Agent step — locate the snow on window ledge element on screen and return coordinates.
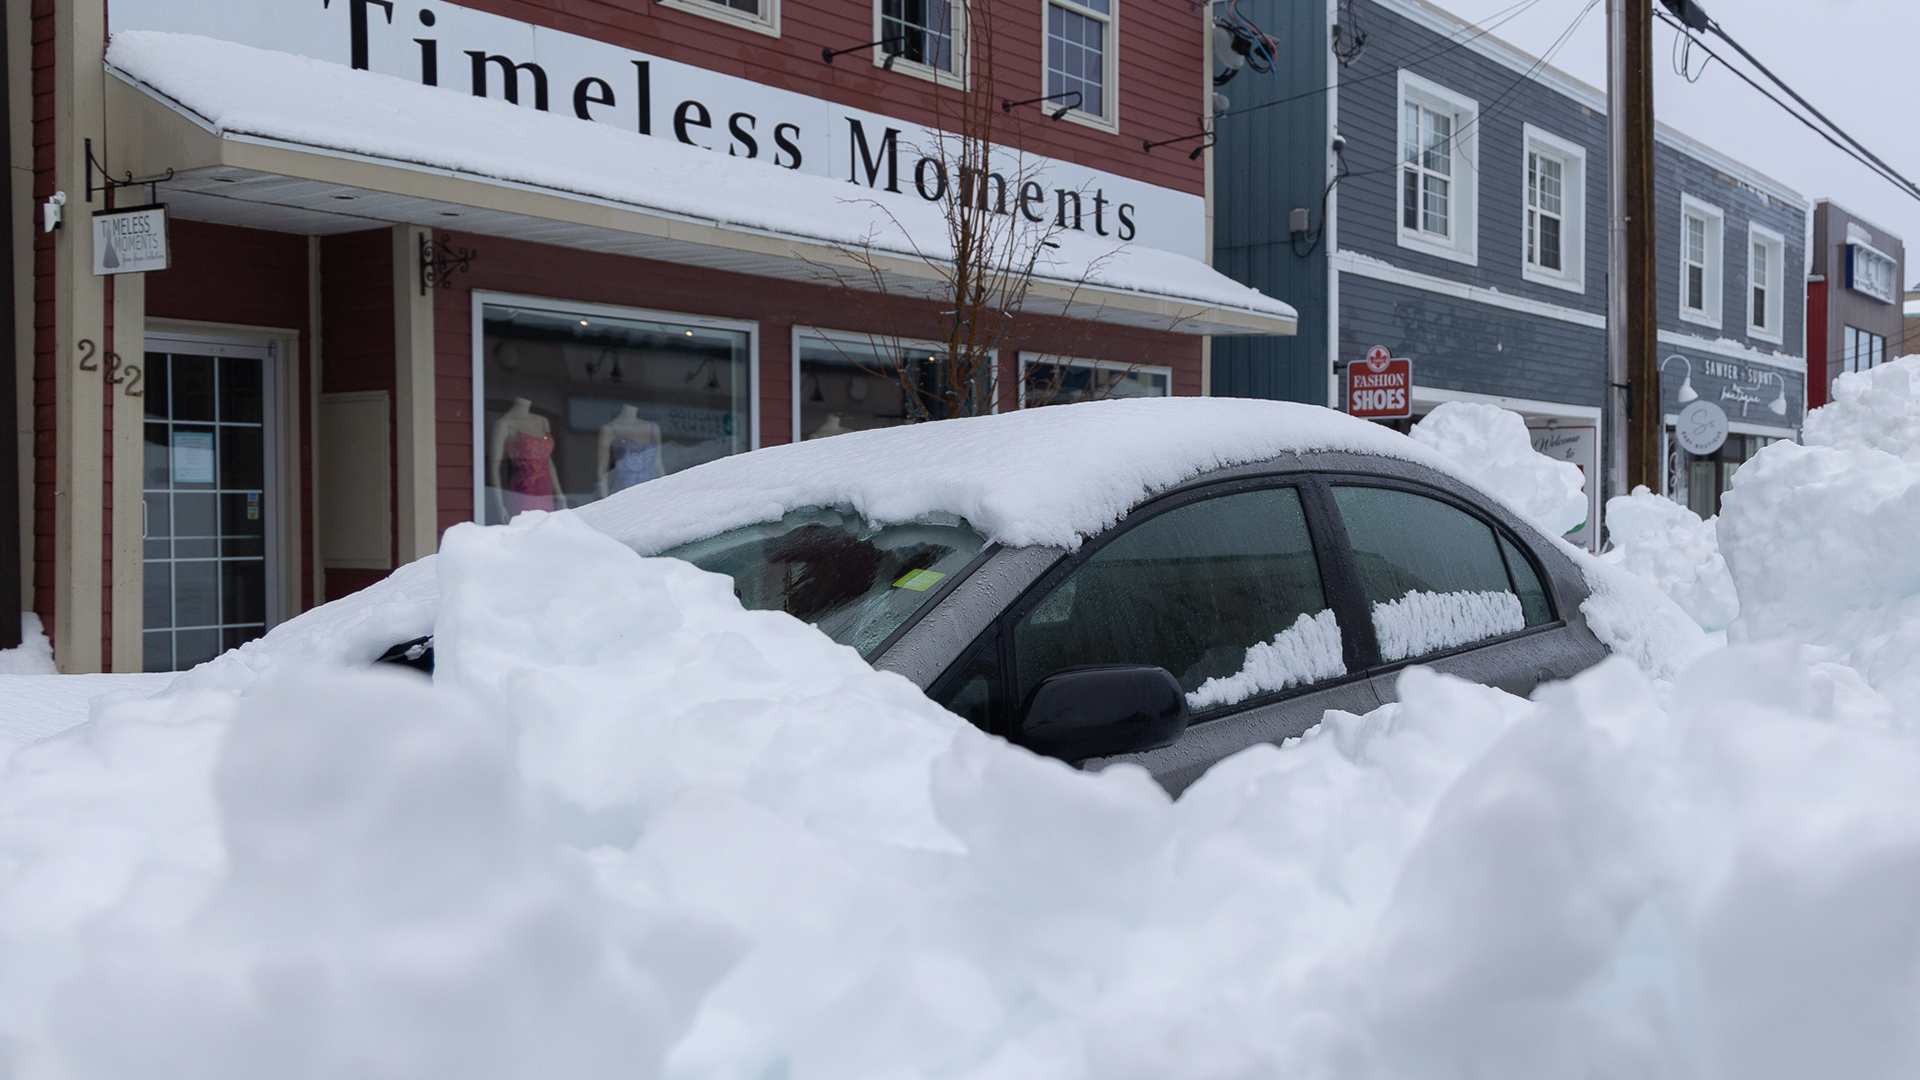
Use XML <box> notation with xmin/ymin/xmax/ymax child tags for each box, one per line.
<box><xmin>1187</xmin><ymin>609</ymin><xmax>1345</xmax><ymax>711</ymax></box>
<box><xmin>1371</xmin><ymin>590</ymin><xmax>1524</xmax><ymax>663</ymax></box>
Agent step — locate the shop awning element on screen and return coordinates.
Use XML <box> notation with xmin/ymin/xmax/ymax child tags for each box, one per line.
<box><xmin>103</xmin><ymin>31</ymin><xmax>1296</xmax><ymax>337</ymax></box>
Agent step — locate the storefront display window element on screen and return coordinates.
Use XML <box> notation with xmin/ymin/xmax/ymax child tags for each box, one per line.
<box><xmin>795</xmin><ymin>332</ymin><xmax>993</xmax><ymax>440</ymax></box>
<box><xmin>1667</xmin><ymin>431</ymin><xmax>1778</xmax><ymax>519</ymax></box>
<box><xmin>1020</xmin><ymin>356</ymin><xmax>1170</xmax><ymax>407</ymax></box>
<box><xmin>477</xmin><ymin>300</ymin><xmax>752</xmax><ymax>524</ymax></box>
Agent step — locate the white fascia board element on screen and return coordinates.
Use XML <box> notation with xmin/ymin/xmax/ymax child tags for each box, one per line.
<box><xmin>1656</xmin><ymin>329</ymin><xmax>1806</xmax><ymax>373</ymax></box>
<box><xmin>1413</xmin><ymin>384</ymin><xmax>1601</xmax><ymax>419</ymax></box>
<box><xmin>1333</xmin><ymin>249</ymin><xmax>1603</xmax><ymax>327</ymax></box>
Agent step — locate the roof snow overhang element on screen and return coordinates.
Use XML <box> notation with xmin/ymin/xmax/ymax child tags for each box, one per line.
<box><xmin>103</xmin><ymin>34</ymin><xmax>1296</xmax><ymax>337</ymax></box>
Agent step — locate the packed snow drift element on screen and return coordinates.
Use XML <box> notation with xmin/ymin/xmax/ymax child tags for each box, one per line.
<box><xmin>2</xmin><ymin>383</ymin><xmax>1919</xmax><ymax>1078</ymax></box>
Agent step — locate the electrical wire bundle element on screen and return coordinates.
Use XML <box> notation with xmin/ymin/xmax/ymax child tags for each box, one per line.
<box><xmin>1213</xmin><ymin>0</ymin><xmax>1279</xmax><ymax>86</ymax></box>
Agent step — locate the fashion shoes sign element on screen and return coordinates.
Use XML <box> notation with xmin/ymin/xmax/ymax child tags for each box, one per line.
<box><xmin>109</xmin><ymin>0</ymin><xmax>1204</xmax><ymax>258</ymax></box>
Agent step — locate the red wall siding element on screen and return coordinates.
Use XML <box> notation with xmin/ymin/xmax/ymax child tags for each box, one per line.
<box><xmin>29</xmin><ymin>0</ymin><xmax>54</xmax><ymax>639</ymax></box>
<box><xmin>427</xmin><ymin>229</ymin><xmax>1197</xmax><ymax>540</ymax></box>
<box><xmin>319</xmin><ymin>229</ymin><xmax>398</xmax><ymax>600</ymax></box>
<box><xmin>147</xmin><ymin>220</ymin><xmax>317</xmax><ymax>613</ymax></box>
<box><xmin>421</xmin><ymin>0</ymin><xmax>1205</xmax><ymax>194</ymax></box>
<box><xmin>1806</xmin><ymin>278</ymin><xmax>1828</xmax><ymax>410</ymax></box>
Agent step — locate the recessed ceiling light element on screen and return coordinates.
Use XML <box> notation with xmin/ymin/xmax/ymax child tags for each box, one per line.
<box><xmin>211</xmin><ymin>177</ymin><xmax>238</xmax><ymax>184</ymax></box>
<box><xmin>439</xmin><ymin>211</ymin><xmax>459</xmax><ymax>217</ymax></box>
<box><xmin>331</xmin><ymin>194</ymin><xmax>355</xmax><ymax>200</ymax></box>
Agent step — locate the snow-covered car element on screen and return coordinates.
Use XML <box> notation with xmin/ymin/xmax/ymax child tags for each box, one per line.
<box><xmin>381</xmin><ymin>399</ymin><xmax>1610</xmax><ymax>794</ymax></box>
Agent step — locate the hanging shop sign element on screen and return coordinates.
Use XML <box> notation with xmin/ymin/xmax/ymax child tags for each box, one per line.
<box><xmin>1527</xmin><ymin>424</ymin><xmax>1599</xmax><ymax>552</ymax></box>
<box><xmin>108</xmin><ymin>0</ymin><xmax>1204</xmax><ymax>258</ymax></box>
<box><xmin>91</xmin><ymin>204</ymin><xmax>170</xmax><ymax>275</ymax></box>
<box><xmin>1675</xmin><ymin>399</ymin><xmax>1730</xmax><ymax>456</ymax></box>
<box><xmin>1348</xmin><ymin>346</ymin><xmax>1412</xmax><ymax>419</ymax></box>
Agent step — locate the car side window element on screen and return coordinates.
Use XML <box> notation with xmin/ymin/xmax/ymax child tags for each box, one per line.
<box><xmin>1331</xmin><ymin>484</ymin><xmax>1538</xmax><ymax>662</ymax></box>
<box><xmin>932</xmin><ymin>631</ymin><xmax>1002</xmax><ymax>734</ymax></box>
<box><xmin>1499</xmin><ymin>533</ymin><xmax>1553</xmax><ymax>627</ymax></box>
<box><xmin>1011</xmin><ymin>486</ymin><xmax>1344</xmax><ymax>715</ymax></box>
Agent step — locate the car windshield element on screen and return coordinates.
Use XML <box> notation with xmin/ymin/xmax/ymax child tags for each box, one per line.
<box><xmin>663</xmin><ymin>508</ymin><xmax>988</xmax><ymax>657</ymax></box>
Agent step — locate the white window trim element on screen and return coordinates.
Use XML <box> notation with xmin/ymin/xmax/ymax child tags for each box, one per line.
<box><xmin>657</xmin><ymin>0</ymin><xmax>780</xmax><ymax>38</ymax></box>
<box><xmin>1678</xmin><ymin>194</ymin><xmax>1725</xmax><ymax>330</ymax></box>
<box><xmin>1395</xmin><ymin>70</ymin><xmax>1479</xmax><ymax>266</ymax></box>
<box><xmin>468</xmin><ymin>291</ymin><xmax>761</xmax><ymax>526</ymax></box>
<box><xmin>1746</xmin><ymin>222</ymin><xmax>1785</xmax><ymax>345</ymax></box>
<box><xmin>1518</xmin><ymin>123</ymin><xmax>1585</xmax><ymax>294</ymax></box>
<box><xmin>792</xmin><ymin>327</ymin><xmax>996</xmax><ymax>442</ymax></box>
<box><xmin>1039</xmin><ymin>0</ymin><xmax>1119</xmax><ymax>133</ymax></box>
<box><xmin>1016</xmin><ymin>353</ymin><xmax>1170</xmax><ymax>406</ymax></box>
<box><xmin>874</xmin><ymin>0</ymin><xmax>969</xmax><ymax>90</ymax></box>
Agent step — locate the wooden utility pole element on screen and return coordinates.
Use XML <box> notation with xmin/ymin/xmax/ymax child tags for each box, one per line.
<box><xmin>1605</xmin><ymin>0</ymin><xmax>1660</xmax><ymax>519</ymax></box>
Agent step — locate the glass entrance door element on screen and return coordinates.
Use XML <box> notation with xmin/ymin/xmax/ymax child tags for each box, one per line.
<box><xmin>143</xmin><ymin>336</ymin><xmax>279</xmax><ymax>672</ymax></box>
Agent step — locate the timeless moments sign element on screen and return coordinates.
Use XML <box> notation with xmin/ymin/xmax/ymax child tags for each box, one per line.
<box><xmin>108</xmin><ymin>0</ymin><xmax>1205</xmax><ymax>259</ymax></box>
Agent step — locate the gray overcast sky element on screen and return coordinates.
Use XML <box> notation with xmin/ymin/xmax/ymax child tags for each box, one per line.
<box><xmin>1437</xmin><ymin>0</ymin><xmax>1920</xmax><ymax>285</ymax></box>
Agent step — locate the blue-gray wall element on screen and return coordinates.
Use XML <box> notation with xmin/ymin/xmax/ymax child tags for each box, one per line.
<box><xmin>1212</xmin><ymin>0</ymin><xmax>1806</xmax><ymax>424</ymax></box>
<box><xmin>1210</xmin><ymin>0</ymin><xmax>1331</xmax><ymax>404</ymax></box>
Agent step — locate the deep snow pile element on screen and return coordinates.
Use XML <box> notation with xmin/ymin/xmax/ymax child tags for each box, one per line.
<box><xmin>3</xmin><ymin>507</ymin><xmax>1920</xmax><ymax>1079</ymax></box>
<box><xmin>1721</xmin><ymin>356</ymin><xmax>1920</xmax><ymax>716</ymax></box>
<box><xmin>1601</xmin><ymin>486</ymin><xmax>1740</xmax><ymax>631</ymax></box>
<box><xmin>1409</xmin><ymin>402</ymin><xmax>1588</xmax><ymax>535</ymax></box>
<box><xmin>0</xmin><ymin>614</ymin><xmax>57</xmax><ymax>675</ymax></box>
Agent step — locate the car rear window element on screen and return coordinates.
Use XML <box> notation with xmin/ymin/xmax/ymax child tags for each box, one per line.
<box><xmin>663</xmin><ymin>508</ymin><xmax>987</xmax><ymax>657</ymax></box>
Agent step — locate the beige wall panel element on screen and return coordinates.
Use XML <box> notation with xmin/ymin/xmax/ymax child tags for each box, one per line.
<box><xmin>318</xmin><ymin>391</ymin><xmax>392</xmax><ymax>571</ymax></box>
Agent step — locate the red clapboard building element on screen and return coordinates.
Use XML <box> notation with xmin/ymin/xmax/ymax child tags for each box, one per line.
<box><xmin>6</xmin><ymin>0</ymin><xmax>1295</xmax><ymax>672</ymax></box>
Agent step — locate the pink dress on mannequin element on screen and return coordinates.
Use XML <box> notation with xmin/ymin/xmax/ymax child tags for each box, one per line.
<box><xmin>504</xmin><ymin>430</ymin><xmax>557</xmax><ymax>516</ymax></box>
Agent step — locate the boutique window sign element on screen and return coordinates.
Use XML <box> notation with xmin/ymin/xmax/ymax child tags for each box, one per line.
<box><xmin>109</xmin><ymin>0</ymin><xmax>1203</xmax><ymax>258</ymax></box>
<box><xmin>475</xmin><ymin>300</ymin><xmax>752</xmax><ymax>525</ymax></box>
<box><xmin>1663</xmin><ymin>353</ymin><xmax>1798</xmax><ymax>424</ymax></box>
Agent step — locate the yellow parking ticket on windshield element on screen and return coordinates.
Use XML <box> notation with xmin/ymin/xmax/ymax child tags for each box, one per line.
<box><xmin>892</xmin><ymin>569</ymin><xmax>946</xmax><ymax>592</ymax></box>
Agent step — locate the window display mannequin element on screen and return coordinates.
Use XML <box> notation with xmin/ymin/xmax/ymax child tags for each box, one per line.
<box><xmin>488</xmin><ymin>397</ymin><xmax>565</xmax><ymax>521</ymax></box>
<box><xmin>596</xmin><ymin>403</ymin><xmax>668</xmax><ymax>498</ymax></box>
<box><xmin>806</xmin><ymin>412</ymin><xmax>857</xmax><ymax>440</ymax></box>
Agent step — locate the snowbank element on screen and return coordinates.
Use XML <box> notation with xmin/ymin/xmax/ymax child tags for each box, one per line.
<box><xmin>5</xmin><ymin>510</ymin><xmax>1920</xmax><ymax>1078</ymax></box>
<box><xmin>1721</xmin><ymin>357</ymin><xmax>1920</xmax><ymax>716</ymax></box>
<box><xmin>0</xmin><ymin>614</ymin><xmax>56</xmax><ymax>675</ymax></box>
<box><xmin>1409</xmin><ymin>402</ymin><xmax>1588</xmax><ymax>536</ymax></box>
<box><xmin>1601</xmin><ymin>486</ymin><xmax>1739</xmax><ymax>631</ymax></box>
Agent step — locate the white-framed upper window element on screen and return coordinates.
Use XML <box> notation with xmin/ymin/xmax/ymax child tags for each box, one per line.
<box><xmin>1846</xmin><ymin>241</ymin><xmax>1899</xmax><ymax>304</ymax></box>
<box><xmin>1747</xmin><ymin>224</ymin><xmax>1785</xmax><ymax>344</ymax></box>
<box><xmin>1520</xmin><ymin>124</ymin><xmax>1586</xmax><ymax>293</ymax></box>
<box><xmin>1678</xmin><ymin>195</ymin><xmax>1725</xmax><ymax>329</ymax></box>
<box><xmin>1018</xmin><ymin>354</ymin><xmax>1169</xmax><ymax>407</ymax></box>
<box><xmin>794</xmin><ymin>329</ymin><xmax>996</xmax><ymax>441</ymax></box>
<box><xmin>470</xmin><ymin>293</ymin><xmax>758</xmax><ymax>525</ymax></box>
<box><xmin>877</xmin><ymin>0</ymin><xmax>966</xmax><ymax>88</ymax></box>
<box><xmin>658</xmin><ymin>0</ymin><xmax>779</xmax><ymax>38</ymax></box>
<box><xmin>1044</xmin><ymin>0</ymin><xmax>1117</xmax><ymax>130</ymax></box>
<box><xmin>1396</xmin><ymin>71</ymin><xmax>1478</xmax><ymax>265</ymax></box>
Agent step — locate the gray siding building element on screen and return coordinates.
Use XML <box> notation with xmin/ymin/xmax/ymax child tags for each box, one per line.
<box><xmin>1212</xmin><ymin>0</ymin><xmax>1808</xmax><ymax>524</ymax></box>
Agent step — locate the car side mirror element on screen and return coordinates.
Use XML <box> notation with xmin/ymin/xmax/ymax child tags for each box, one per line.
<box><xmin>1015</xmin><ymin>665</ymin><xmax>1189</xmax><ymax>762</ymax></box>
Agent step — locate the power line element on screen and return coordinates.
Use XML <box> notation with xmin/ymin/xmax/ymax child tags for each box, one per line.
<box><xmin>1653</xmin><ymin>9</ymin><xmax>1920</xmax><ymax>205</ymax></box>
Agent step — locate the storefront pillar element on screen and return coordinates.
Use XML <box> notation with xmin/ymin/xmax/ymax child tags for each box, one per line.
<box><xmin>47</xmin><ymin>0</ymin><xmax>107</xmax><ymax>672</ymax></box>
<box><xmin>392</xmin><ymin>225</ymin><xmax>436</xmax><ymax>563</ymax></box>
<box><xmin>108</xmin><ymin>272</ymin><xmax>144</xmax><ymax>671</ymax></box>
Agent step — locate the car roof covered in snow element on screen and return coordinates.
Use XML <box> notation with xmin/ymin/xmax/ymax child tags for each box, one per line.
<box><xmin>574</xmin><ymin>397</ymin><xmax>1470</xmax><ymax>553</ymax></box>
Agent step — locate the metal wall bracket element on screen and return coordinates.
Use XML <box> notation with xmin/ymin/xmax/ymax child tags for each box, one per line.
<box><xmin>85</xmin><ymin>138</ymin><xmax>173</xmax><ymax>204</ymax></box>
<box><xmin>419</xmin><ymin>231</ymin><xmax>478</xmax><ymax>294</ymax></box>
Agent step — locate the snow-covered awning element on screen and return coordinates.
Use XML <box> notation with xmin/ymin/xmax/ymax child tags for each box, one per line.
<box><xmin>103</xmin><ymin>31</ymin><xmax>1297</xmax><ymax>337</ymax></box>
